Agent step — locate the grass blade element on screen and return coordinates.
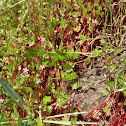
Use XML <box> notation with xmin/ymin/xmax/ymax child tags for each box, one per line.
<box><xmin>43</xmin><ymin>120</ymin><xmax>98</xmax><ymax>125</ymax></box>
<box><xmin>0</xmin><ymin>78</ymin><xmax>24</xmax><ymax>108</ymax></box>
<box><xmin>42</xmin><ymin>112</ymin><xmax>87</xmax><ymax>119</ymax></box>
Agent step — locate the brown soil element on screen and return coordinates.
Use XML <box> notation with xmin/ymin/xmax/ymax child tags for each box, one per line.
<box><xmin>66</xmin><ymin>48</ymin><xmax>126</xmax><ymax>116</ymax></box>
<box><xmin>67</xmin><ymin>60</ymin><xmax>108</xmax><ymax>115</ymax></box>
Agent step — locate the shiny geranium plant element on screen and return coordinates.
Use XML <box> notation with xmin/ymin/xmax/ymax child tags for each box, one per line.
<box><xmin>23</xmin><ymin>67</ymin><xmax>29</xmax><ymax>73</ymax></box>
<box><xmin>0</xmin><ymin>98</ymin><xmax>4</xmax><ymax>103</ymax></box>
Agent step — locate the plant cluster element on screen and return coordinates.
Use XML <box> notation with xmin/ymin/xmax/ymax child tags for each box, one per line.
<box><xmin>0</xmin><ymin>0</ymin><xmax>126</xmax><ymax>125</ymax></box>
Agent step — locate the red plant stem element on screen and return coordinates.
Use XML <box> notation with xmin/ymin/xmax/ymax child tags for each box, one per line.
<box><xmin>69</xmin><ymin>83</ymin><xmax>73</xmax><ymax>105</ymax></box>
<box><xmin>109</xmin><ymin>93</ymin><xmax>120</xmax><ymax>125</ymax></box>
<box><xmin>83</xmin><ymin>91</ymin><xmax>114</xmax><ymax>121</ymax></box>
<box><xmin>110</xmin><ymin>106</ymin><xmax>120</xmax><ymax>126</ymax></box>
<box><xmin>97</xmin><ymin>95</ymin><xmax>114</xmax><ymax>122</ymax></box>
<box><xmin>90</xmin><ymin>95</ymin><xmax>114</xmax><ymax>123</ymax></box>
<box><xmin>36</xmin><ymin>88</ymin><xmax>39</xmax><ymax>97</ymax></box>
<box><xmin>55</xmin><ymin>69</ymin><xmax>57</xmax><ymax>91</ymax></box>
<box><xmin>118</xmin><ymin>114</ymin><xmax>125</xmax><ymax>125</ymax></box>
<box><xmin>99</xmin><ymin>112</ymin><xmax>106</xmax><ymax>123</ymax></box>
<box><xmin>119</xmin><ymin>113</ymin><xmax>126</xmax><ymax>125</ymax></box>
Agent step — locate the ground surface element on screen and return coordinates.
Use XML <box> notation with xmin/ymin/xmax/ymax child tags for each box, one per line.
<box><xmin>66</xmin><ymin>48</ymin><xmax>126</xmax><ymax>116</ymax></box>
<box><xmin>67</xmin><ymin>60</ymin><xmax>108</xmax><ymax>115</ymax></box>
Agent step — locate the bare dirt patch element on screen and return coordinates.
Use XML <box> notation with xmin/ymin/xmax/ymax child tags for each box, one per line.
<box><xmin>67</xmin><ymin>61</ymin><xmax>108</xmax><ymax>115</ymax></box>
<box><xmin>66</xmin><ymin>48</ymin><xmax>126</xmax><ymax>116</ymax></box>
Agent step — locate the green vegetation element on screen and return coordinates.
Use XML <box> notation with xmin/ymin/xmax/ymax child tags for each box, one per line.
<box><xmin>0</xmin><ymin>0</ymin><xmax>126</xmax><ymax>125</ymax></box>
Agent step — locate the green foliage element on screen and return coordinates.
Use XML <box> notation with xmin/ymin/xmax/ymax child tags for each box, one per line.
<box><xmin>71</xmin><ymin>116</ymin><xmax>77</xmax><ymax>124</ymax></box>
<box><xmin>0</xmin><ymin>0</ymin><xmax>126</xmax><ymax>125</ymax></box>
<box><xmin>64</xmin><ymin>72</ymin><xmax>78</xmax><ymax>81</ymax></box>
<box><xmin>102</xmin><ymin>90</ymin><xmax>109</xmax><ymax>96</ymax></box>
<box><xmin>93</xmin><ymin>49</ymin><xmax>101</xmax><ymax>58</ymax></box>
<box><xmin>103</xmin><ymin>105</ymin><xmax>110</xmax><ymax>116</ymax></box>
<box><xmin>0</xmin><ymin>79</ymin><xmax>24</xmax><ymax>109</ymax></box>
<box><xmin>24</xmin><ymin>47</ymin><xmax>45</xmax><ymax>58</ymax></box>
<box><xmin>37</xmin><ymin>117</ymin><xmax>44</xmax><ymax>126</ymax></box>
<box><xmin>61</xmin><ymin>19</ymin><xmax>68</xmax><ymax>28</ymax></box>
<box><xmin>80</xmin><ymin>34</ymin><xmax>87</xmax><ymax>43</ymax></box>
<box><xmin>72</xmin><ymin>83</ymin><xmax>80</xmax><ymax>90</ymax></box>
<box><xmin>106</xmin><ymin>80</ymin><xmax>114</xmax><ymax>91</ymax></box>
<box><xmin>57</xmin><ymin>51</ymin><xmax>68</xmax><ymax>60</ymax></box>
<box><xmin>43</xmin><ymin>96</ymin><xmax>51</xmax><ymax>104</ymax></box>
